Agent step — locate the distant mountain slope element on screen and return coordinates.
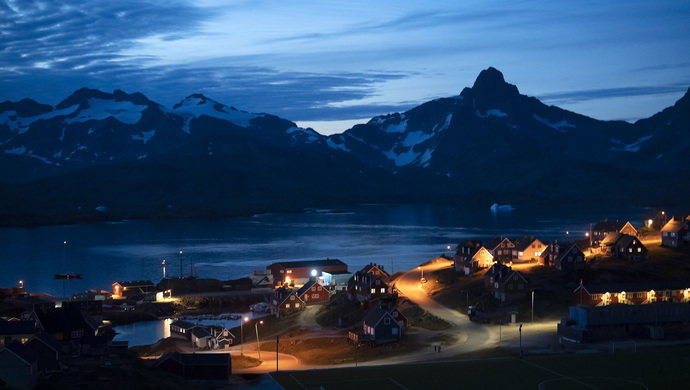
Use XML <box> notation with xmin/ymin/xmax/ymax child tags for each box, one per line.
<box><xmin>1</xmin><ymin>67</ymin><xmax>688</xmax><ymax>226</ymax></box>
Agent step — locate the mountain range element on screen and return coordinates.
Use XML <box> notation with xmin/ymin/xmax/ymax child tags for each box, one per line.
<box><xmin>1</xmin><ymin>67</ymin><xmax>688</xmax><ymax>226</ymax></box>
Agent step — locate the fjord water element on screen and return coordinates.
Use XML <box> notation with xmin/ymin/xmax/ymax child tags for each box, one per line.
<box><xmin>0</xmin><ymin>204</ymin><xmax>643</xmax><ymax>297</ymax></box>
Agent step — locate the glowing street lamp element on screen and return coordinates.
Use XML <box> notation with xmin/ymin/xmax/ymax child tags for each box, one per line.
<box><xmin>255</xmin><ymin>320</ymin><xmax>263</xmax><ymax>361</ymax></box>
<box><xmin>418</xmin><ymin>266</ymin><xmax>424</xmax><ymax>281</ymax></box>
<box><xmin>19</xmin><ymin>280</ymin><xmax>23</xmax><ymax>289</ymax></box>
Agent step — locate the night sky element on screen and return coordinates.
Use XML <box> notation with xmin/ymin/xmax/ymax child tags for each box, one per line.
<box><xmin>2</xmin><ymin>0</ymin><xmax>689</xmax><ymax>135</ymax></box>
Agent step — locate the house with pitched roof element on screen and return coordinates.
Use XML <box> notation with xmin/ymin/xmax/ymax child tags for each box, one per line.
<box><xmin>270</xmin><ymin>286</ymin><xmax>305</xmax><ymax>317</ymax></box>
<box><xmin>30</xmin><ymin>304</ymin><xmax>102</xmax><ymax>354</ymax></box>
<box><xmin>483</xmin><ymin>236</ymin><xmax>516</xmax><ymax>263</ymax></box>
<box><xmin>348</xmin><ymin>266</ymin><xmax>391</xmax><ymax>302</ymax></box>
<box><xmin>511</xmin><ymin>237</ymin><xmax>546</xmax><ymax>263</ymax></box>
<box><xmin>600</xmin><ymin>232</ymin><xmax>648</xmax><ymax>260</ymax></box>
<box><xmin>0</xmin><ymin>319</ymin><xmax>36</xmax><ymax>346</ymax></box>
<box><xmin>592</xmin><ymin>220</ymin><xmax>638</xmax><ymax>243</ymax></box>
<box><xmin>0</xmin><ymin>340</ymin><xmax>38</xmax><ymax>389</ymax></box>
<box><xmin>553</xmin><ymin>243</ymin><xmax>586</xmax><ymax>271</ymax></box>
<box><xmin>24</xmin><ymin>333</ymin><xmax>61</xmax><ymax>373</ymax></box>
<box><xmin>455</xmin><ymin>245</ymin><xmax>494</xmax><ymax>274</ymax></box>
<box><xmin>267</xmin><ymin>258</ymin><xmax>348</xmax><ymax>286</ymax></box>
<box><xmin>297</xmin><ymin>279</ymin><xmax>330</xmax><ymax>304</ymax></box>
<box><xmin>170</xmin><ymin>320</ymin><xmax>201</xmax><ymax>340</ymax></box>
<box><xmin>661</xmin><ymin>217</ymin><xmax>690</xmax><ymax>247</ymax></box>
<box><xmin>363</xmin><ymin>305</ymin><xmax>401</xmax><ymax>344</ymax></box>
<box><xmin>492</xmin><ymin>268</ymin><xmax>529</xmax><ymax>302</ymax></box>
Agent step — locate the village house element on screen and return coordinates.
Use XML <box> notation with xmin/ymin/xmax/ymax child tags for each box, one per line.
<box><xmin>455</xmin><ymin>245</ymin><xmax>494</xmax><ymax>274</ymax></box>
<box><xmin>30</xmin><ymin>304</ymin><xmax>103</xmax><ymax>355</ymax></box>
<box><xmin>511</xmin><ymin>237</ymin><xmax>546</xmax><ymax>263</ymax></box>
<box><xmin>661</xmin><ymin>216</ymin><xmax>690</xmax><ymax>247</ymax></box>
<box><xmin>24</xmin><ymin>333</ymin><xmax>61</xmax><ymax>373</ymax></box>
<box><xmin>297</xmin><ymin>279</ymin><xmax>330</xmax><ymax>304</ymax></box>
<box><xmin>483</xmin><ymin>236</ymin><xmax>516</xmax><ymax>263</ymax></box>
<box><xmin>210</xmin><ymin>327</ymin><xmax>235</xmax><ymax>349</ymax></box>
<box><xmin>0</xmin><ymin>340</ymin><xmax>38</xmax><ymax>390</ymax></box>
<box><xmin>591</xmin><ymin>220</ymin><xmax>638</xmax><ymax>243</ymax></box>
<box><xmin>348</xmin><ymin>264</ymin><xmax>392</xmax><ymax>302</ymax></box>
<box><xmin>573</xmin><ymin>282</ymin><xmax>690</xmax><ymax>306</ymax></box>
<box><xmin>270</xmin><ymin>286</ymin><xmax>305</xmax><ymax>317</ymax></box>
<box><xmin>267</xmin><ymin>259</ymin><xmax>348</xmax><ymax>286</ymax></box>
<box><xmin>600</xmin><ymin>232</ymin><xmax>648</xmax><ymax>261</ymax></box>
<box><xmin>490</xmin><ymin>266</ymin><xmax>529</xmax><ymax>302</ymax></box>
<box><xmin>170</xmin><ymin>320</ymin><xmax>201</xmax><ymax>340</ymax></box>
<box><xmin>112</xmin><ymin>280</ymin><xmax>157</xmax><ymax>298</ymax></box>
<box><xmin>0</xmin><ymin>319</ymin><xmax>36</xmax><ymax>346</ymax></box>
<box><xmin>539</xmin><ymin>243</ymin><xmax>585</xmax><ymax>271</ymax></box>
<box><xmin>362</xmin><ymin>305</ymin><xmax>402</xmax><ymax>344</ymax></box>
<box><xmin>558</xmin><ymin>302</ymin><xmax>690</xmax><ymax>343</ymax></box>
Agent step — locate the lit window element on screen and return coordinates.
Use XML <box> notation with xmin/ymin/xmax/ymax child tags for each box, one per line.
<box><xmin>638</xmin><ymin>248</ymin><xmax>642</xmax><ymax>252</ymax></box>
<box><xmin>371</xmin><ymin>288</ymin><xmax>375</xmax><ymax>294</ymax></box>
<box><xmin>287</xmin><ymin>270</ymin><xmax>292</xmax><ymax>273</ymax></box>
<box><xmin>380</xmin><ymin>288</ymin><xmax>385</xmax><ymax>293</ymax></box>
<box><xmin>286</xmin><ymin>304</ymin><xmax>290</xmax><ymax>308</ymax></box>
<box><xmin>295</xmin><ymin>303</ymin><xmax>300</xmax><ymax>308</ymax></box>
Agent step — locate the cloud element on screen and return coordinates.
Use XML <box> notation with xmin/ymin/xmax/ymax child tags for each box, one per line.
<box><xmin>537</xmin><ymin>84</ymin><xmax>690</xmax><ymax>106</ymax></box>
<box><xmin>0</xmin><ymin>0</ymin><xmax>211</xmax><ymax>72</ymax></box>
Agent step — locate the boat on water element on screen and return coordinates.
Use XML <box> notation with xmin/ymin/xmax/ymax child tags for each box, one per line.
<box><xmin>53</xmin><ymin>273</ymin><xmax>82</xmax><ymax>280</ymax></box>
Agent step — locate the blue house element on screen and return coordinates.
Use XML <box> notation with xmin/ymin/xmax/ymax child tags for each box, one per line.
<box><xmin>363</xmin><ymin>305</ymin><xmax>401</xmax><ymax>344</ymax></box>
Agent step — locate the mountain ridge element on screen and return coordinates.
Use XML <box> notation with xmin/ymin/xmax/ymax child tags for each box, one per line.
<box><xmin>1</xmin><ymin>67</ymin><xmax>688</xmax><ymax>226</ymax></box>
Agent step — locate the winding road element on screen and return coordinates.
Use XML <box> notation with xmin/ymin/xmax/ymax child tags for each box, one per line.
<box><xmin>231</xmin><ymin>261</ymin><xmax>560</xmax><ymax>373</ymax></box>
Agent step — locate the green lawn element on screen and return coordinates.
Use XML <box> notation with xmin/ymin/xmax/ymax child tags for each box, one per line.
<box><xmin>271</xmin><ymin>345</ymin><xmax>690</xmax><ymax>389</ymax></box>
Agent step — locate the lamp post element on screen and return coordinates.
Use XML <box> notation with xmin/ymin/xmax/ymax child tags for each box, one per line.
<box><xmin>240</xmin><ymin>317</ymin><xmax>248</xmax><ymax>355</ymax></box>
<box><xmin>519</xmin><ymin>324</ymin><xmax>523</xmax><ymax>358</ymax></box>
<box><xmin>255</xmin><ymin>320</ymin><xmax>263</xmax><ymax>361</ymax></box>
<box><xmin>19</xmin><ymin>280</ymin><xmax>23</xmax><ymax>289</ymax></box>
<box><xmin>531</xmin><ymin>291</ymin><xmax>534</xmax><ymax>324</ymax></box>
<box><xmin>418</xmin><ymin>267</ymin><xmax>423</xmax><ymax>281</ymax></box>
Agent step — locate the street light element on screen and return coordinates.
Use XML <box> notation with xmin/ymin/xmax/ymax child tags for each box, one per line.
<box><xmin>418</xmin><ymin>267</ymin><xmax>423</xmax><ymax>281</ymax></box>
<box><xmin>255</xmin><ymin>320</ymin><xmax>263</xmax><ymax>361</ymax></box>
<box><xmin>240</xmin><ymin>316</ymin><xmax>249</xmax><ymax>355</ymax></box>
<box><xmin>19</xmin><ymin>280</ymin><xmax>23</xmax><ymax>289</ymax></box>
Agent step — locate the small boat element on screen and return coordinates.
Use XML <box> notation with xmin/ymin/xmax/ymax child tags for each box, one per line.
<box><xmin>54</xmin><ymin>273</ymin><xmax>82</xmax><ymax>280</ymax></box>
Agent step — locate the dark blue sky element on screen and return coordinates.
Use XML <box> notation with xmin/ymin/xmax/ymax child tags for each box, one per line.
<box><xmin>1</xmin><ymin>0</ymin><xmax>689</xmax><ymax>134</ymax></box>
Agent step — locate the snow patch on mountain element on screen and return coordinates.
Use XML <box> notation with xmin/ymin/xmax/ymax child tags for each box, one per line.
<box><xmin>401</xmin><ymin>131</ymin><xmax>433</xmax><ymax>147</ymax></box>
<box><xmin>610</xmin><ymin>135</ymin><xmax>653</xmax><ymax>152</ymax></box>
<box><xmin>172</xmin><ymin>95</ymin><xmax>260</xmax><ymax>128</ymax></box>
<box><xmin>131</xmin><ymin>130</ymin><xmax>156</xmax><ymax>144</ymax></box>
<box><xmin>383</xmin><ymin>146</ymin><xmax>421</xmax><ymax>166</ymax></box>
<box><xmin>533</xmin><ymin>114</ymin><xmax>576</xmax><ymax>132</ymax></box>
<box><xmin>382</xmin><ymin>118</ymin><xmax>408</xmax><ymax>133</ymax></box>
<box><xmin>65</xmin><ymin>99</ymin><xmax>145</xmax><ymax>125</ymax></box>
<box><xmin>432</xmin><ymin>114</ymin><xmax>453</xmax><ymax>133</ymax></box>
<box><xmin>477</xmin><ymin>108</ymin><xmax>508</xmax><ymax>118</ymax></box>
<box><xmin>326</xmin><ymin>137</ymin><xmax>349</xmax><ymax>152</ymax></box>
<box><xmin>287</xmin><ymin>126</ymin><xmax>320</xmax><ymax>142</ymax></box>
<box><xmin>4</xmin><ymin>145</ymin><xmax>53</xmax><ymax>164</ymax></box>
<box><xmin>0</xmin><ymin>105</ymin><xmax>79</xmax><ymax>134</ymax></box>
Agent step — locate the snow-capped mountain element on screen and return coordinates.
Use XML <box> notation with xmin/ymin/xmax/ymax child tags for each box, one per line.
<box><xmin>0</xmin><ymin>88</ymin><xmax>322</xmax><ymax>183</ymax></box>
<box><xmin>1</xmin><ymin>67</ymin><xmax>688</xmax><ymax>226</ymax></box>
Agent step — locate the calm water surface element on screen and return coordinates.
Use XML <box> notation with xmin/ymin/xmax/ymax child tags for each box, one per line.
<box><xmin>0</xmin><ymin>204</ymin><xmax>645</xmax><ymax>297</ymax></box>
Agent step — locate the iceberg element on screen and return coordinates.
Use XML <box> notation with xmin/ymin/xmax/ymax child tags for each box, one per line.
<box><xmin>490</xmin><ymin>203</ymin><xmax>514</xmax><ymax>212</ymax></box>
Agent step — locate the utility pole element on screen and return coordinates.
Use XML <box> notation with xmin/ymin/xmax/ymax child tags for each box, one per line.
<box><xmin>276</xmin><ymin>336</ymin><xmax>279</xmax><ymax>372</ymax></box>
<box><xmin>519</xmin><ymin>324</ymin><xmax>523</xmax><ymax>358</ymax></box>
<box><xmin>531</xmin><ymin>291</ymin><xmax>534</xmax><ymax>324</ymax></box>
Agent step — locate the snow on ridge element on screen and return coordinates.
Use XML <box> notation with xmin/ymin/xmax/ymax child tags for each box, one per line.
<box><xmin>383</xmin><ymin>145</ymin><xmax>421</xmax><ymax>167</ymax></box>
<box><xmin>66</xmin><ymin>98</ymin><xmax>145</xmax><ymax>125</ymax></box>
<box><xmin>326</xmin><ymin>137</ymin><xmax>349</xmax><ymax>152</ymax></box>
<box><xmin>4</xmin><ymin>145</ymin><xmax>53</xmax><ymax>164</ymax></box>
<box><xmin>432</xmin><ymin>114</ymin><xmax>453</xmax><ymax>133</ymax></box>
<box><xmin>0</xmin><ymin>105</ymin><xmax>79</xmax><ymax>134</ymax></box>
<box><xmin>401</xmin><ymin>130</ymin><xmax>434</xmax><ymax>147</ymax></box>
<box><xmin>172</xmin><ymin>97</ymin><xmax>260</xmax><ymax>128</ymax></box>
<box><xmin>533</xmin><ymin>114</ymin><xmax>576</xmax><ymax>132</ymax></box>
<box><xmin>476</xmin><ymin>108</ymin><xmax>508</xmax><ymax>118</ymax></box>
<box><xmin>131</xmin><ymin>130</ymin><xmax>156</xmax><ymax>144</ymax></box>
<box><xmin>610</xmin><ymin>135</ymin><xmax>653</xmax><ymax>152</ymax></box>
<box><xmin>383</xmin><ymin>118</ymin><xmax>408</xmax><ymax>134</ymax></box>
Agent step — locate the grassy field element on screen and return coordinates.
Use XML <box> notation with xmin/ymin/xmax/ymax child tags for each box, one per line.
<box><xmin>271</xmin><ymin>345</ymin><xmax>690</xmax><ymax>389</ymax></box>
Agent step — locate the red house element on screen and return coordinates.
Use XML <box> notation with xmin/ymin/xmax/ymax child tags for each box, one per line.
<box><xmin>297</xmin><ymin>279</ymin><xmax>330</xmax><ymax>304</ymax></box>
<box><xmin>574</xmin><ymin>282</ymin><xmax>690</xmax><ymax>306</ymax></box>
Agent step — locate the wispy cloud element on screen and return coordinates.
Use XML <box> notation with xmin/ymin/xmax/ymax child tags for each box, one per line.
<box><xmin>538</xmin><ymin>84</ymin><xmax>689</xmax><ymax>105</ymax></box>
